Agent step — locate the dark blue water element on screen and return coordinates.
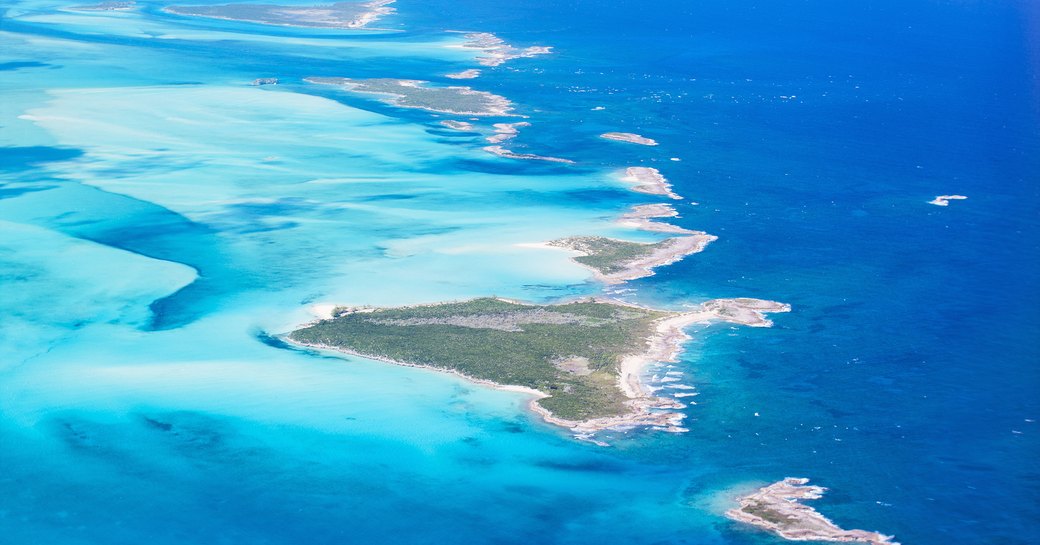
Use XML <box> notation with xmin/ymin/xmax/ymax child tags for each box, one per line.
<box><xmin>401</xmin><ymin>0</ymin><xmax>1040</xmax><ymax>543</ymax></box>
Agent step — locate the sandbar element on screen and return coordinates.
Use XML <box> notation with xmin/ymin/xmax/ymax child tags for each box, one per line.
<box><xmin>601</xmin><ymin>132</ymin><xmax>658</xmax><ymax>146</ymax></box>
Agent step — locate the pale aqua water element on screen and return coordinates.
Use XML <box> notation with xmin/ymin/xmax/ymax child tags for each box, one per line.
<box><xmin>1</xmin><ymin>1</ymin><xmax>1037</xmax><ymax>544</ymax></box>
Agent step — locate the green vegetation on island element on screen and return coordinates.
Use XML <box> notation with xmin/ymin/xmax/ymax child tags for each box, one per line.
<box><xmin>289</xmin><ymin>297</ymin><xmax>672</xmax><ymax>420</ymax></box>
<box><xmin>550</xmin><ymin>236</ymin><xmax>659</xmax><ymax>274</ymax></box>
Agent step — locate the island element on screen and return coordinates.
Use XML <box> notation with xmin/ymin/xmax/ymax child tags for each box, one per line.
<box><xmin>727</xmin><ymin>478</ymin><xmax>899</xmax><ymax>545</ymax></box>
<box><xmin>601</xmin><ymin>132</ymin><xmax>659</xmax><ymax>146</ymax></box>
<box><xmin>928</xmin><ymin>194</ymin><xmax>967</xmax><ymax>206</ymax></box>
<box><xmin>622</xmin><ymin>167</ymin><xmax>682</xmax><ymax>200</ymax></box>
<box><xmin>69</xmin><ymin>1</ymin><xmax>136</xmax><ymax>10</ymax></box>
<box><xmin>439</xmin><ymin>120</ymin><xmax>476</xmax><ymax>131</ymax></box>
<box><xmin>445</xmin><ymin>69</ymin><xmax>481</xmax><ymax>80</ymax></box>
<box><xmin>485</xmin><ymin>122</ymin><xmax>530</xmax><ymax>144</ymax></box>
<box><xmin>305</xmin><ymin>77</ymin><xmax>515</xmax><ymax>116</ymax></box>
<box><xmin>483</xmin><ymin>146</ymin><xmax>574</xmax><ymax>163</ymax></box>
<box><xmin>618</xmin><ymin>204</ymin><xmax>695</xmax><ymax>234</ymax></box>
<box><xmin>163</xmin><ymin>0</ymin><xmax>395</xmax><ymax>29</ymax></box>
<box><xmin>547</xmin><ymin>234</ymin><xmax>716</xmax><ymax>283</ymax></box>
<box><xmin>288</xmin><ymin>297</ymin><xmax>789</xmax><ymax>436</ymax></box>
<box><xmin>453</xmin><ymin>32</ymin><xmax>552</xmax><ymax>67</ymax></box>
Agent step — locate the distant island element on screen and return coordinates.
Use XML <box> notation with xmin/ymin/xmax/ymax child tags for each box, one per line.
<box><xmin>727</xmin><ymin>478</ymin><xmax>899</xmax><ymax>545</ymax></box>
<box><xmin>305</xmin><ymin>77</ymin><xmax>515</xmax><ymax>116</ymax></box>
<box><xmin>547</xmin><ymin>234</ymin><xmax>716</xmax><ymax>284</ymax></box>
<box><xmin>69</xmin><ymin>1</ymin><xmax>136</xmax><ymax>10</ymax></box>
<box><xmin>164</xmin><ymin>0</ymin><xmax>395</xmax><ymax>29</ymax></box>
<box><xmin>618</xmin><ymin>204</ymin><xmax>695</xmax><ymax>235</ymax></box>
<box><xmin>601</xmin><ymin>132</ymin><xmax>659</xmax><ymax>146</ymax></box>
<box><xmin>928</xmin><ymin>194</ymin><xmax>967</xmax><ymax>206</ymax></box>
<box><xmin>483</xmin><ymin>146</ymin><xmax>575</xmax><ymax>163</ymax></box>
<box><xmin>622</xmin><ymin>167</ymin><xmax>682</xmax><ymax>199</ymax></box>
<box><xmin>453</xmin><ymin>32</ymin><xmax>552</xmax><ymax>67</ymax></box>
<box><xmin>445</xmin><ymin>69</ymin><xmax>481</xmax><ymax>80</ymax></box>
<box><xmin>288</xmin><ymin>297</ymin><xmax>788</xmax><ymax>435</ymax></box>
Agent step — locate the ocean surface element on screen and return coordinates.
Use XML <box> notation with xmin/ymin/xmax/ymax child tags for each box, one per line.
<box><xmin>1</xmin><ymin>0</ymin><xmax>1038</xmax><ymax>544</ymax></box>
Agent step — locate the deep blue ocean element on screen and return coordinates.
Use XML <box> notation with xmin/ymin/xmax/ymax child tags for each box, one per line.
<box><xmin>1</xmin><ymin>0</ymin><xmax>1037</xmax><ymax>544</ymax></box>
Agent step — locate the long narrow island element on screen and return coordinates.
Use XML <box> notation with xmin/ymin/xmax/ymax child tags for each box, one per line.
<box><xmin>288</xmin><ymin>297</ymin><xmax>788</xmax><ymax>435</ymax></box>
<box><xmin>727</xmin><ymin>478</ymin><xmax>899</xmax><ymax>544</ymax></box>
<box><xmin>547</xmin><ymin>234</ymin><xmax>716</xmax><ymax>284</ymax></box>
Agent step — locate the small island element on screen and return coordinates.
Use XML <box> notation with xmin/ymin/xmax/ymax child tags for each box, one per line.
<box><xmin>445</xmin><ymin>69</ymin><xmax>481</xmax><ymax>80</ymax></box>
<box><xmin>305</xmin><ymin>77</ymin><xmax>515</xmax><ymax>116</ymax></box>
<box><xmin>485</xmin><ymin>122</ymin><xmax>530</xmax><ymax>144</ymax></box>
<box><xmin>601</xmin><ymin>132</ymin><xmax>659</xmax><ymax>146</ymax></box>
<box><xmin>69</xmin><ymin>1</ymin><xmax>136</xmax><ymax>10</ymax></box>
<box><xmin>618</xmin><ymin>204</ymin><xmax>694</xmax><ymax>234</ymax></box>
<box><xmin>288</xmin><ymin>297</ymin><xmax>789</xmax><ymax>435</ymax></box>
<box><xmin>727</xmin><ymin>478</ymin><xmax>899</xmax><ymax>545</ymax></box>
<box><xmin>439</xmin><ymin>120</ymin><xmax>476</xmax><ymax>131</ymax></box>
<box><xmin>164</xmin><ymin>0</ymin><xmax>395</xmax><ymax>29</ymax></box>
<box><xmin>454</xmin><ymin>32</ymin><xmax>552</xmax><ymax>67</ymax></box>
<box><xmin>548</xmin><ymin>234</ymin><xmax>716</xmax><ymax>284</ymax></box>
<box><xmin>483</xmin><ymin>146</ymin><xmax>574</xmax><ymax>163</ymax></box>
<box><xmin>622</xmin><ymin>167</ymin><xmax>682</xmax><ymax>200</ymax></box>
<box><xmin>928</xmin><ymin>194</ymin><xmax>967</xmax><ymax>206</ymax></box>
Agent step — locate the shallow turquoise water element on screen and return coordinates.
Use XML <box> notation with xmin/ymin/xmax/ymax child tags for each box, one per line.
<box><xmin>1</xmin><ymin>1</ymin><xmax>1037</xmax><ymax>544</ymax></box>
